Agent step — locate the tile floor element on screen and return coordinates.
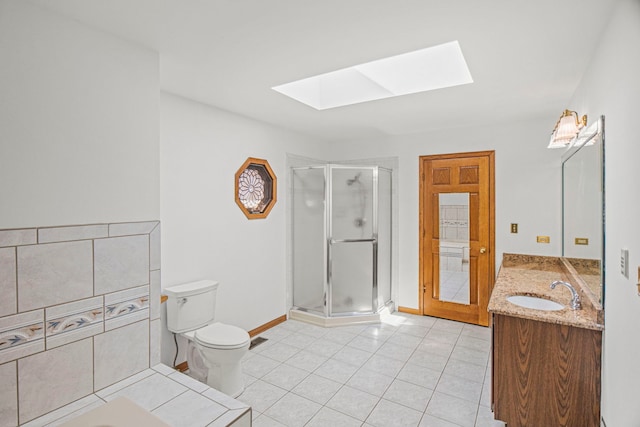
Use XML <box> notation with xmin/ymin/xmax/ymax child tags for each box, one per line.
<box><xmin>22</xmin><ymin>364</ymin><xmax>250</xmax><ymax>427</ymax></box>
<box><xmin>439</xmin><ymin>269</ymin><xmax>470</xmax><ymax>305</ymax></box>
<box><xmin>238</xmin><ymin>312</ymin><xmax>505</xmax><ymax>427</ymax></box>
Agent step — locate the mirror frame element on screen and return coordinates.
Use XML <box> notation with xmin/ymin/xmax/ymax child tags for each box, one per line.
<box><xmin>561</xmin><ymin>115</ymin><xmax>605</xmax><ymax>305</ymax></box>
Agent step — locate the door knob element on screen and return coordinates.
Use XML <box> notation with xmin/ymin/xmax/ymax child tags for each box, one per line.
<box><xmin>480</xmin><ymin>247</ymin><xmax>486</xmax><ymax>254</ymax></box>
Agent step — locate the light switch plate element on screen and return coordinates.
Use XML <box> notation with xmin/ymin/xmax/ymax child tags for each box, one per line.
<box><xmin>621</xmin><ymin>248</ymin><xmax>629</xmax><ymax>278</ymax></box>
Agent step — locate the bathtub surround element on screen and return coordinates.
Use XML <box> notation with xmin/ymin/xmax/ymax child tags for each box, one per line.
<box><xmin>0</xmin><ymin>221</ymin><xmax>161</xmax><ymax>426</ymax></box>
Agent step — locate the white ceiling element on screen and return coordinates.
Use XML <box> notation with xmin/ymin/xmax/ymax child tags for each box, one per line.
<box><xmin>32</xmin><ymin>0</ymin><xmax>617</xmax><ymax>142</ymax></box>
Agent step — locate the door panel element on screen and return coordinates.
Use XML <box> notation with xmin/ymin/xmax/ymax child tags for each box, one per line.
<box><xmin>330</xmin><ymin>241</ymin><xmax>374</xmax><ymax>314</ymax></box>
<box><xmin>419</xmin><ymin>152</ymin><xmax>494</xmax><ymax>326</ymax></box>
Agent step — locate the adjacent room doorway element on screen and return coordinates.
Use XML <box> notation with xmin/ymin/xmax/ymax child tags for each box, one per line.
<box><xmin>419</xmin><ymin>151</ymin><xmax>495</xmax><ymax>326</ymax></box>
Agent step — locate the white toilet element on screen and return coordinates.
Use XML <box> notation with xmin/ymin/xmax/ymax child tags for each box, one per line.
<box><xmin>165</xmin><ymin>280</ymin><xmax>251</xmax><ymax>397</ymax></box>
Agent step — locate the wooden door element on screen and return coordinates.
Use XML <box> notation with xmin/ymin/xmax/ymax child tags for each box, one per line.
<box><xmin>419</xmin><ymin>151</ymin><xmax>494</xmax><ymax>326</ymax></box>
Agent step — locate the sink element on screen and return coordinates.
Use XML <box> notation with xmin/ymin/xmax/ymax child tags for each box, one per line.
<box><xmin>506</xmin><ymin>295</ymin><xmax>564</xmax><ymax>311</ymax></box>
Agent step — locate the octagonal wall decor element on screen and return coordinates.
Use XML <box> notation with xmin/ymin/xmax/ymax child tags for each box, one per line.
<box><xmin>235</xmin><ymin>157</ymin><xmax>277</xmax><ymax>219</ymax></box>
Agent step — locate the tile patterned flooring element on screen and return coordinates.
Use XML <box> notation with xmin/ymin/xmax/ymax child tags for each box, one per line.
<box><xmin>238</xmin><ymin>312</ymin><xmax>505</xmax><ymax>427</ymax></box>
<box><xmin>439</xmin><ymin>269</ymin><xmax>470</xmax><ymax>305</ymax></box>
<box><xmin>22</xmin><ymin>364</ymin><xmax>250</xmax><ymax>427</ymax></box>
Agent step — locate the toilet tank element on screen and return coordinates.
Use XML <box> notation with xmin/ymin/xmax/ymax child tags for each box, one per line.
<box><xmin>165</xmin><ymin>280</ymin><xmax>219</xmax><ymax>333</ymax></box>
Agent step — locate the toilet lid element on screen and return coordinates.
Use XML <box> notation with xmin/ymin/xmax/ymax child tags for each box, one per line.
<box><xmin>194</xmin><ymin>322</ymin><xmax>250</xmax><ymax>349</ymax></box>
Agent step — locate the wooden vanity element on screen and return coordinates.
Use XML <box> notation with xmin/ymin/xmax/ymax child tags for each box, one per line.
<box><xmin>488</xmin><ymin>254</ymin><xmax>604</xmax><ymax>427</ymax></box>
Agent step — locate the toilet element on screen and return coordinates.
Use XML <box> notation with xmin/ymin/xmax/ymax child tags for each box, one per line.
<box><xmin>165</xmin><ymin>280</ymin><xmax>250</xmax><ymax>397</ymax></box>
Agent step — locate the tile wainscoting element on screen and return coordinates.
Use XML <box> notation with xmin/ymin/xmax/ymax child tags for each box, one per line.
<box><xmin>0</xmin><ymin>221</ymin><xmax>161</xmax><ymax>426</ymax></box>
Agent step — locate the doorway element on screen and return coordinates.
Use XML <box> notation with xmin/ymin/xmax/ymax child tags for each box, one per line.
<box><xmin>419</xmin><ymin>151</ymin><xmax>495</xmax><ymax>326</ymax></box>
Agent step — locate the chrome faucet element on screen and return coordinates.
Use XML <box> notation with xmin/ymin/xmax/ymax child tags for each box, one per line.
<box><xmin>550</xmin><ymin>280</ymin><xmax>581</xmax><ymax>310</ymax></box>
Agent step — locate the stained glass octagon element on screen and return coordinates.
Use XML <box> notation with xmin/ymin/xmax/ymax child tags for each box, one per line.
<box><xmin>234</xmin><ymin>157</ymin><xmax>277</xmax><ymax>219</ymax></box>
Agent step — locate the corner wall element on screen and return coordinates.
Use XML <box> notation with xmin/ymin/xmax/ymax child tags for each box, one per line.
<box><xmin>159</xmin><ymin>93</ymin><xmax>326</xmax><ymax>364</ymax></box>
<box><xmin>568</xmin><ymin>0</ymin><xmax>640</xmax><ymax>424</ymax></box>
<box><xmin>0</xmin><ymin>2</ymin><xmax>160</xmax><ymax>425</ymax></box>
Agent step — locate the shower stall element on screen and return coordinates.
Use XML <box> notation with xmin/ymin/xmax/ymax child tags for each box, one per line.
<box><xmin>290</xmin><ymin>164</ymin><xmax>392</xmax><ymax>325</ymax></box>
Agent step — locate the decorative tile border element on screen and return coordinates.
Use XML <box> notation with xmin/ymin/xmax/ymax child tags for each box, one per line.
<box><xmin>45</xmin><ymin>297</ymin><xmax>104</xmax><ymax>349</ymax></box>
<box><xmin>0</xmin><ymin>323</ymin><xmax>43</xmax><ymax>351</ymax></box>
<box><xmin>440</xmin><ymin>220</ymin><xmax>468</xmax><ymax>227</ymax></box>
<box><xmin>0</xmin><ymin>310</ymin><xmax>44</xmax><ymax>349</ymax></box>
<box><xmin>46</xmin><ymin>297</ymin><xmax>104</xmax><ymax>335</ymax></box>
<box><xmin>0</xmin><ymin>310</ymin><xmax>44</xmax><ymax>364</ymax></box>
<box><xmin>46</xmin><ymin>310</ymin><xmax>103</xmax><ymax>336</ymax></box>
<box><xmin>104</xmin><ymin>285</ymin><xmax>149</xmax><ymax>331</ymax></box>
<box><xmin>105</xmin><ymin>286</ymin><xmax>149</xmax><ymax>319</ymax></box>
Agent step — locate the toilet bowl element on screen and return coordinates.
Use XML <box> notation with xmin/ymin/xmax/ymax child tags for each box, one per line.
<box><xmin>182</xmin><ymin>323</ymin><xmax>250</xmax><ymax>397</ymax></box>
<box><xmin>165</xmin><ymin>280</ymin><xmax>251</xmax><ymax>397</ymax></box>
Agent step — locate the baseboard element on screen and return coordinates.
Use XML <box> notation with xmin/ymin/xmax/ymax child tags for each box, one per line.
<box><xmin>174</xmin><ymin>361</ymin><xmax>188</xmax><ymax>372</ymax></box>
<box><xmin>248</xmin><ymin>314</ymin><xmax>287</xmax><ymax>337</ymax></box>
<box><xmin>172</xmin><ymin>315</ymin><xmax>287</xmax><ymax>372</ymax></box>
<box><xmin>398</xmin><ymin>306</ymin><xmax>421</xmax><ymax>315</ymax></box>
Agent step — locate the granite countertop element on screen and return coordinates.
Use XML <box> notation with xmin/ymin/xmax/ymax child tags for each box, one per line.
<box><xmin>488</xmin><ymin>253</ymin><xmax>604</xmax><ymax>331</ymax></box>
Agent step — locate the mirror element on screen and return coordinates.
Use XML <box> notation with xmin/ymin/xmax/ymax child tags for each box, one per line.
<box><xmin>438</xmin><ymin>193</ymin><xmax>470</xmax><ymax>305</ymax></box>
<box><xmin>561</xmin><ymin>116</ymin><xmax>605</xmax><ymax>305</ymax></box>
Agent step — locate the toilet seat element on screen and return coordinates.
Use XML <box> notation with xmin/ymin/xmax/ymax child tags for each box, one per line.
<box><xmin>194</xmin><ymin>322</ymin><xmax>250</xmax><ymax>350</ymax></box>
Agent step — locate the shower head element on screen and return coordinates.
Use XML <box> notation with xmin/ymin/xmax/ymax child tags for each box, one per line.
<box><xmin>347</xmin><ymin>173</ymin><xmax>361</xmax><ymax>186</ymax></box>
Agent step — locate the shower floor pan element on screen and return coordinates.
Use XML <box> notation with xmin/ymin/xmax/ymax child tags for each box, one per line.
<box><xmin>289</xmin><ymin>305</ymin><xmax>393</xmax><ymax>328</ymax></box>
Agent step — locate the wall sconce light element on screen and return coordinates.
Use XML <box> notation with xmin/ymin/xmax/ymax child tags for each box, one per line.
<box><xmin>548</xmin><ymin>109</ymin><xmax>587</xmax><ymax>149</ymax></box>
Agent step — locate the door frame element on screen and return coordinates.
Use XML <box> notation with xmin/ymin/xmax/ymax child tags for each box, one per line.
<box><xmin>418</xmin><ymin>150</ymin><xmax>495</xmax><ymax>325</ymax></box>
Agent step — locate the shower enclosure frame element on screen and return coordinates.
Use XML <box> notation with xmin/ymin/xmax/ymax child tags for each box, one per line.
<box><xmin>291</xmin><ymin>164</ymin><xmax>393</xmax><ymax>319</ymax></box>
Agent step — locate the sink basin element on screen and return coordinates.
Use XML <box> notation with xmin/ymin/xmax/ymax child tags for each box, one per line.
<box><xmin>506</xmin><ymin>295</ymin><xmax>564</xmax><ymax>311</ymax></box>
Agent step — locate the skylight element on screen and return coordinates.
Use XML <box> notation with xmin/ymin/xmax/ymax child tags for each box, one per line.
<box><xmin>272</xmin><ymin>41</ymin><xmax>473</xmax><ymax>110</ymax></box>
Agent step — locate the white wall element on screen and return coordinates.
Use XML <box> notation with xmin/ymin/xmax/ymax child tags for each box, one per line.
<box><xmin>0</xmin><ymin>0</ymin><xmax>159</xmax><ymax>228</ymax></box>
<box><xmin>0</xmin><ymin>2</ymin><xmax>161</xmax><ymax>424</ymax></box>
<box><xmin>326</xmin><ymin>118</ymin><xmax>563</xmax><ymax>309</ymax></box>
<box><xmin>568</xmin><ymin>0</ymin><xmax>640</xmax><ymax>424</ymax></box>
<box><xmin>159</xmin><ymin>93</ymin><xmax>325</xmax><ymax>361</ymax></box>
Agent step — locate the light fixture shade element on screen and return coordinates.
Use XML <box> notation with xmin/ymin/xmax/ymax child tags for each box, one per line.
<box><xmin>548</xmin><ymin>110</ymin><xmax>587</xmax><ymax>148</ymax></box>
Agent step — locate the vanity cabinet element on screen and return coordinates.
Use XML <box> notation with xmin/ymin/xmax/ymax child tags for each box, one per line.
<box><xmin>492</xmin><ymin>313</ymin><xmax>601</xmax><ymax>427</ymax></box>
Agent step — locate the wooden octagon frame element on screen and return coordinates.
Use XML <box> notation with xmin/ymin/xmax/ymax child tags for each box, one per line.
<box><xmin>234</xmin><ymin>157</ymin><xmax>277</xmax><ymax>219</ymax></box>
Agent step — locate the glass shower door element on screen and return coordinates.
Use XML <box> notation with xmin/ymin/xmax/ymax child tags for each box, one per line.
<box><xmin>329</xmin><ymin>166</ymin><xmax>375</xmax><ymax>315</ymax></box>
<box><xmin>292</xmin><ymin>167</ymin><xmax>326</xmax><ymax>314</ymax></box>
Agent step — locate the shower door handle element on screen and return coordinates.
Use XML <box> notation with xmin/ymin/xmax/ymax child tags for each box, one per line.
<box><xmin>330</xmin><ymin>238</ymin><xmax>377</xmax><ymax>244</ymax></box>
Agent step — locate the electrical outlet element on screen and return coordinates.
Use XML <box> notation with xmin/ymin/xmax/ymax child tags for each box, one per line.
<box><xmin>510</xmin><ymin>223</ymin><xmax>518</xmax><ymax>233</ymax></box>
<box><xmin>536</xmin><ymin>236</ymin><xmax>550</xmax><ymax>244</ymax></box>
<box><xmin>621</xmin><ymin>249</ymin><xmax>629</xmax><ymax>278</ymax></box>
